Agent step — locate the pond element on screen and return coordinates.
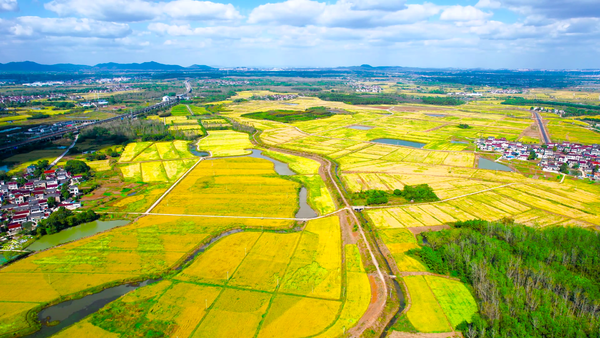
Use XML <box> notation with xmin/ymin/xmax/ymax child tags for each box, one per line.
<box><xmin>188</xmin><ymin>143</ymin><xmax>210</xmax><ymax>157</ymax></box>
<box><xmin>478</xmin><ymin>158</ymin><xmax>512</xmax><ymax>172</ymax></box>
<box><xmin>347</xmin><ymin>125</ymin><xmax>374</xmax><ymax>131</ymax></box>
<box><xmin>296</xmin><ymin>187</ymin><xmax>318</xmax><ymax>219</ymax></box>
<box><xmin>282</xmin><ymin>102</ymin><xmax>299</xmax><ymax>106</ymax></box>
<box><xmin>24</xmin><ymin>279</ymin><xmax>159</xmax><ymax>338</ymax></box>
<box><xmin>0</xmin><ymin>164</ymin><xmax>12</xmax><ymax>172</ymax></box>
<box><xmin>27</xmin><ymin>220</ymin><xmax>130</xmax><ymax>252</ymax></box>
<box><xmin>371</xmin><ymin>138</ymin><xmax>426</xmax><ymax>149</ymax></box>
<box><xmin>425</xmin><ymin>113</ymin><xmax>446</xmax><ymax>117</ymax></box>
<box><xmin>451</xmin><ymin>140</ymin><xmax>468</xmax><ymax>144</ymax></box>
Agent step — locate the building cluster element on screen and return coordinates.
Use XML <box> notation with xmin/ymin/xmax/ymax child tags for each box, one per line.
<box><xmin>251</xmin><ymin>94</ymin><xmax>299</xmax><ymax>101</ymax></box>
<box><xmin>531</xmin><ymin>107</ymin><xmax>566</xmax><ymax>116</ymax></box>
<box><xmin>86</xmin><ymin>85</ymin><xmax>133</xmax><ymax>94</ymax></box>
<box><xmin>447</xmin><ymin>92</ymin><xmax>483</xmax><ymax>96</ymax></box>
<box><xmin>477</xmin><ymin>137</ymin><xmax>600</xmax><ymax>179</ymax></box>
<box><xmin>489</xmin><ymin>89</ymin><xmax>522</xmax><ymax>94</ymax></box>
<box><xmin>79</xmin><ymin>100</ymin><xmax>109</xmax><ymax>107</ymax></box>
<box><xmin>0</xmin><ymin>94</ymin><xmax>67</xmax><ymax>104</ymax></box>
<box><xmin>0</xmin><ymin>168</ymin><xmax>83</xmax><ymax>236</ymax></box>
<box><xmin>346</xmin><ymin>81</ymin><xmax>382</xmax><ymax>93</ymax></box>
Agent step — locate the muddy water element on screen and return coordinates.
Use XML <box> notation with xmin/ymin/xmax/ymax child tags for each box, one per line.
<box><xmin>24</xmin><ymin>279</ymin><xmax>158</xmax><ymax>338</ymax></box>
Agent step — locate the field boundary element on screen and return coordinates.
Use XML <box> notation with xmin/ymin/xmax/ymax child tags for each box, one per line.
<box><xmin>144</xmin><ymin>157</ymin><xmax>204</xmax><ymax>214</ymax></box>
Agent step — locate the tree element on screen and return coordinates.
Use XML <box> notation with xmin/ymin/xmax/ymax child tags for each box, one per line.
<box><xmin>560</xmin><ymin>162</ymin><xmax>569</xmax><ymax>174</ymax></box>
<box><xmin>527</xmin><ymin>150</ymin><xmax>537</xmax><ymax>160</ymax></box>
<box><xmin>458</xmin><ymin>124</ymin><xmax>471</xmax><ymax>129</ymax></box>
<box><xmin>60</xmin><ymin>184</ymin><xmax>70</xmax><ymax>200</ymax></box>
<box><xmin>47</xmin><ymin>196</ymin><xmax>57</xmax><ymax>208</ymax></box>
<box><xmin>64</xmin><ymin>160</ymin><xmax>90</xmax><ymax>175</ymax></box>
<box><xmin>33</xmin><ymin>160</ymin><xmax>49</xmax><ymax>177</ymax></box>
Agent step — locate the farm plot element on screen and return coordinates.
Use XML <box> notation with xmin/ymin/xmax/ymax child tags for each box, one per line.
<box><xmin>171</xmin><ymin>104</ymin><xmax>190</xmax><ymax>116</ymax></box>
<box><xmin>0</xmin><ymin>215</ymin><xmax>294</xmax><ymax>337</ymax></box>
<box><xmin>120</xmin><ymin>159</ymin><xmax>196</xmax><ymax>183</ymax></box>
<box><xmin>47</xmin><ymin>215</ymin><xmax>369</xmax><ymax>338</ymax></box>
<box><xmin>196</xmin><ymin>130</ymin><xmax>253</xmax><ymax>157</ymax></box>
<box><xmin>153</xmin><ymin>157</ymin><xmax>300</xmax><ymax>217</ymax></box>
<box><xmin>281</xmin><ymin>216</ymin><xmax>342</xmax><ymax>299</ymax></box>
<box><xmin>403</xmin><ymin>276</ymin><xmax>452</xmax><ymax>332</ymax></box>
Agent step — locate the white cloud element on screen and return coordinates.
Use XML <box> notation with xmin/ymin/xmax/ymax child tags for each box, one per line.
<box><xmin>339</xmin><ymin>0</ymin><xmax>406</xmax><ymax>11</ymax></box>
<box><xmin>0</xmin><ymin>0</ymin><xmax>18</xmax><ymax>12</ymax></box>
<box><xmin>248</xmin><ymin>0</ymin><xmax>325</xmax><ymax>26</ymax></box>
<box><xmin>440</xmin><ymin>5</ymin><xmax>492</xmax><ymax>21</ymax></box>
<box><xmin>475</xmin><ymin>0</ymin><xmax>501</xmax><ymax>9</ymax></box>
<box><xmin>44</xmin><ymin>0</ymin><xmax>241</xmax><ymax>22</ymax></box>
<box><xmin>249</xmin><ymin>0</ymin><xmax>441</xmax><ymax>28</ymax></box>
<box><xmin>7</xmin><ymin>17</ymin><xmax>131</xmax><ymax>38</ymax></box>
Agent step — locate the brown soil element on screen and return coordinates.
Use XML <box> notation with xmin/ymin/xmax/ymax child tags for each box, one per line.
<box><xmin>340</xmin><ymin>210</ymin><xmax>358</xmax><ymax>245</ymax></box>
<box><xmin>408</xmin><ymin>225</ymin><xmax>450</xmax><ymax>235</ymax></box>
<box><xmin>81</xmin><ymin>187</ymin><xmax>108</xmax><ymax>201</ymax></box>
<box><xmin>349</xmin><ymin>274</ymin><xmax>386</xmax><ymax>336</ymax></box>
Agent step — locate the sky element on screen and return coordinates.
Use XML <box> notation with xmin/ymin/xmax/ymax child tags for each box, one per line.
<box><xmin>0</xmin><ymin>0</ymin><xmax>599</xmax><ymax>69</ymax></box>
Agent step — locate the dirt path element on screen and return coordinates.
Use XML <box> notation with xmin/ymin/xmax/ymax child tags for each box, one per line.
<box><xmin>250</xmin><ymin>131</ymin><xmax>391</xmax><ymax>336</ymax></box>
<box><xmin>423</xmin><ymin>123</ymin><xmax>449</xmax><ymax>133</ymax></box>
<box><xmin>186</xmin><ymin>105</ymin><xmax>194</xmax><ymax>116</ymax></box>
<box><xmin>397</xmin><ymin>271</ymin><xmax>460</xmax><ymax>280</ymax></box>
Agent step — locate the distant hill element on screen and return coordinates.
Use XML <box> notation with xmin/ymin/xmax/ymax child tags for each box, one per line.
<box><xmin>0</xmin><ymin>61</ymin><xmax>91</xmax><ymax>72</ymax></box>
<box><xmin>93</xmin><ymin>61</ymin><xmax>185</xmax><ymax>71</ymax></box>
<box><xmin>0</xmin><ymin>61</ymin><xmax>216</xmax><ymax>72</ymax></box>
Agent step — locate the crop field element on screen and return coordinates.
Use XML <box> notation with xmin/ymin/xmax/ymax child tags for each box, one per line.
<box><xmin>196</xmin><ymin>130</ymin><xmax>253</xmax><ymax>157</ymax></box>
<box><xmin>547</xmin><ymin>119</ymin><xmax>599</xmax><ymax>144</ymax></box>
<box><xmin>171</xmin><ymin>104</ymin><xmax>190</xmax><ymax>116</ymax></box>
<box><xmin>425</xmin><ymin>276</ymin><xmax>478</xmax><ymax>328</ymax></box>
<box><xmin>117</xmin><ymin>141</ymin><xmax>196</xmax><ymax>182</ymax></box>
<box><xmin>153</xmin><ymin>157</ymin><xmax>300</xmax><ymax>217</ymax></box>
<box><xmin>0</xmin><ymin>215</ymin><xmax>296</xmax><ymax>337</ymax></box>
<box><xmin>85</xmin><ymin>159</ymin><xmax>112</xmax><ymax>171</ymax></box>
<box><xmin>46</xmin><ymin>215</ymin><xmax>369</xmax><ymax>338</ymax></box>
<box><xmin>280</xmin><ymin>216</ymin><xmax>341</xmax><ymax>299</ymax></box>
<box><xmin>403</xmin><ymin>275</ymin><xmax>451</xmax><ymax>332</ymax></box>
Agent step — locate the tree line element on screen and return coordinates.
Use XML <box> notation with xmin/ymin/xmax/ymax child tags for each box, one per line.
<box><xmin>408</xmin><ymin>219</ymin><xmax>600</xmax><ymax>337</ymax></box>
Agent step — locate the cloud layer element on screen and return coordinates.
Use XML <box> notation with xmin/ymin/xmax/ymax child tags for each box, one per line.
<box><xmin>0</xmin><ymin>0</ymin><xmax>598</xmax><ymax>68</ymax></box>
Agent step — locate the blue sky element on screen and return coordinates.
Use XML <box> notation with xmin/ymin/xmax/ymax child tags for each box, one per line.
<box><xmin>0</xmin><ymin>0</ymin><xmax>599</xmax><ymax>69</ymax></box>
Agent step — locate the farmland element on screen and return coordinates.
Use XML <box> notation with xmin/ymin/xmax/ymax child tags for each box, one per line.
<box><xmin>196</xmin><ymin>130</ymin><xmax>253</xmax><ymax>157</ymax></box>
<box><xmin>46</xmin><ymin>216</ymin><xmax>372</xmax><ymax>338</ymax></box>
<box><xmin>153</xmin><ymin>157</ymin><xmax>300</xmax><ymax>217</ymax></box>
<box><xmin>2</xmin><ymin>79</ymin><xmax>600</xmax><ymax>338</ymax></box>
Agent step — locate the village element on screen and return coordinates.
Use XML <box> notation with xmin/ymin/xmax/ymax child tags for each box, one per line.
<box><xmin>477</xmin><ymin>137</ymin><xmax>600</xmax><ymax>179</ymax></box>
<box><xmin>0</xmin><ymin>166</ymin><xmax>83</xmax><ymax>237</ymax></box>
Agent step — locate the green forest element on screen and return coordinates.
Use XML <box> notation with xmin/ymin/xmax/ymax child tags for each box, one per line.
<box><xmin>241</xmin><ymin>106</ymin><xmax>333</xmax><ymax>123</ymax></box>
<box><xmin>409</xmin><ymin>220</ymin><xmax>600</xmax><ymax>337</ymax></box>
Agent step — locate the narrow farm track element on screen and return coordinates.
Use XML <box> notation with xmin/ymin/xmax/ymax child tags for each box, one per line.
<box><xmin>103</xmin><ymin>209</ymin><xmax>346</xmax><ymax>221</ymax></box>
<box><xmin>248</xmin><ymin>130</ymin><xmax>392</xmax><ymax>337</ymax></box>
<box><xmin>144</xmin><ymin>157</ymin><xmax>204</xmax><ymax>214</ymax></box>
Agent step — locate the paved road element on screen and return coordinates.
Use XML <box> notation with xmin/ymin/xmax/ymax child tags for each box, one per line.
<box><xmin>534</xmin><ymin>111</ymin><xmax>551</xmax><ymax>144</ymax></box>
<box><xmin>48</xmin><ymin>134</ymin><xmax>79</xmax><ymax>169</ymax></box>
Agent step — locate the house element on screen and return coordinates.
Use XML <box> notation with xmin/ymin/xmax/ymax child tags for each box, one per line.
<box><xmin>7</xmin><ymin>224</ymin><xmax>22</xmax><ymax>235</ymax></box>
<box><xmin>68</xmin><ymin>185</ymin><xmax>79</xmax><ymax>195</ymax></box>
<box><xmin>26</xmin><ymin>165</ymin><xmax>36</xmax><ymax>174</ymax></box>
<box><xmin>7</xmin><ymin>182</ymin><xmax>18</xmax><ymax>190</ymax></box>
